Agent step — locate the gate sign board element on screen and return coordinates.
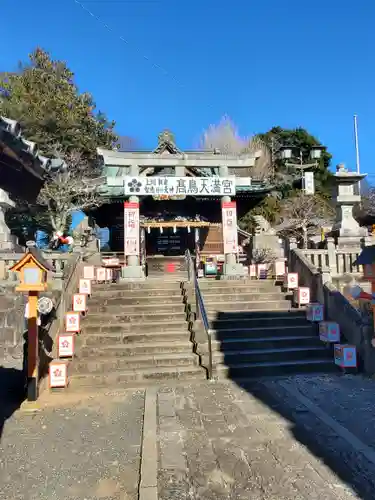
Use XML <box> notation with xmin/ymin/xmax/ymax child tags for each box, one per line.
<box><xmin>124</xmin><ymin>177</ymin><xmax>236</xmax><ymax>197</ymax></box>
<box><xmin>124</xmin><ymin>202</ymin><xmax>140</xmax><ymax>256</ymax></box>
<box><xmin>222</xmin><ymin>201</ymin><xmax>238</xmax><ymax>254</ymax></box>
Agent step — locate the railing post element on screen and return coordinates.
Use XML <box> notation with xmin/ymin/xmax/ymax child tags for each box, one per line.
<box><xmin>195</xmin><ymin>288</ymin><xmax>200</xmax><ymax>320</ymax></box>
<box><xmin>326</xmin><ymin>237</ymin><xmax>337</xmax><ymax>276</ymax></box>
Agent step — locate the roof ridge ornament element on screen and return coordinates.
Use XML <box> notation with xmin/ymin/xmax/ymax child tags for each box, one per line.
<box><xmin>153</xmin><ymin>129</ymin><xmax>182</xmax><ymax>155</ymax></box>
<box><xmin>158</xmin><ymin>129</ymin><xmax>175</xmax><ymax>145</ymax></box>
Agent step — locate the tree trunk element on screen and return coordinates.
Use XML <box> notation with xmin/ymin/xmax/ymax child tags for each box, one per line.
<box><xmin>302</xmin><ymin>226</ymin><xmax>308</xmax><ymax>248</ymax></box>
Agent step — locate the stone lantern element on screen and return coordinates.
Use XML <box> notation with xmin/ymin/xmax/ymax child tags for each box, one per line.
<box><xmin>331</xmin><ymin>163</ymin><xmax>367</xmax><ymax>247</ymax></box>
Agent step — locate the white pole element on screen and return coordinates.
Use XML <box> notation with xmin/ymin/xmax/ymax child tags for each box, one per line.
<box><xmin>354</xmin><ymin>114</ymin><xmax>361</xmax><ymax>196</ymax></box>
<box><xmin>354</xmin><ymin>114</ymin><xmax>360</xmax><ymax>174</ymax></box>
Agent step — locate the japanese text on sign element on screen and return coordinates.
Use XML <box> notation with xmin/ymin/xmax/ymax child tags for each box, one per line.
<box><xmin>124</xmin><ymin>202</ymin><xmax>140</xmax><ymax>256</ymax></box>
<box><xmin>222</xmin><ymin>201</ymin><xmax>238</xmax><ymax>254</ymax></box>
<box><xmin>124</xmin><ymin>177</ymin><xmax>236</xmax><ymax>196</ymax></box>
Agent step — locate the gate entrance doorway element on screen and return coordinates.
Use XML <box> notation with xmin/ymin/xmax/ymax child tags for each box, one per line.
<box><xmin>145</xmin><ymin>226</ymin><xmax>195</xmax><ymax>257</ymax></box>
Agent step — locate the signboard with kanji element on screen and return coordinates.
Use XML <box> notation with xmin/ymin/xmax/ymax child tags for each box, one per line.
<box><xmin>96</xmin><ymin>267</ymin><xmax>107</xmax><ymax>281</ymax></box>
<box><xmin>49</xmin><ymin>361</ymin><xmax>68</xmax><ymax>388</ymax></box>
<box><xmin>306</xmin><ymin>303</ymin><xmax>324</xmax><ymax>322</ymax></box>
<box><xmin>123</xmin><ymin>176</ymin><xmax>235</xmax><ymax>197</ymax></box>
<box><xmin>334</xmin><ymin>344</ymin><xmax>357</xmax><ymax>368</ymax></box>
<box><xmin>284</xmin><ymin>273</ymin><xmax>298</xmax><ymax>290</ymax></box>
<box><xmin>294</xmin><ymin>287</ymin><xmax>310</xmax><ymax>306</ymax></box>
<box><xmin>319</xmin><ymin>322</ymin><xmax>340</xmax><ymax>343</ymax></box>
<box><xmin>79</xmin><ymin>278</ymin><xmax>92</xmax><ymax>295</ymax></box>
<box><xmin>58</xmin><ymin>333</ymin><xmax>75</xmax><ymax>358</ymax></box>
<box><xmin>222</xmin><ymin>201</ymin><xmax>238</xmax><ymax>255</ymax></box>
<box><xmin>124</xmin><ymin>202</ymin><xmax>140</xmax><ymax>256</ymax></box>
<box><xmin>65</xmin><ymin>311</ymin><xmax>80</xmax><ymax>333</ymax></box>
<box><xmin>275</xmin><ymin>260</ymin><xmax>286</xmax><ymax>277</ymax></box>
<box><xmin>73</xmin><ymin>293</ymin><xmax>87</xmax><ymax>313</ymax></box>
<box><xmin>83</xmin><ymin>265</ymin><xmax>95</xmax><ymax>280</ymax></box>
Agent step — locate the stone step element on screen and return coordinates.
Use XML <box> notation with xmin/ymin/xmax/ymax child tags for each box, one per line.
<box><xmin>82</xmin><ymin>330</ymin><xmax>191</xmax><ymax>346</ymax></box>
<box><xmin>192</xmin><ymin>286</ymin><xmax>281</xmax><ymax>295</ymax></box>
<box><xmin>82</xmin><ymin>320</ymin><xmax>189</xmax><ymax>334</ymax></box>
<box><xmin>88</xmin><ymin>302</ymin><xmax>186</xmax><ymax>314</ymax></box>
<box><xmin>91</xmin><ymin>288</ymin><xmax>184</xmax><ymax>299</ymax></box>
<box><xmin>79</xmin><ymin>341</ymin><xmax>193</xmax><ymax>358</ymax></box>
<box><xmin>204</xmin><ymin>300</ymin><xmax>291</xmax><ymax>312</ymax></box>
<box><xmin>202</xmin><ymin>292</ymin><xmax>285</xmax><ymax>303</ymax></box>
<box><xmin>207</xmin><ymin>311</ymin><xmax>306</xmax><ymax>325</ymax></box>
<box><xmin>197</xmin><ymin>279</ymin><xmax>275</xmax><ymax>288</ymax></box>
<box><xmin>210</xmin><ymin>346</ymin><xmax>330</xmax><ymax>365</ymax></box>
<box><xmin>69</xmin><ymin>365</ymin><xmax>205</xmax><ymax>388</ymax></box>
<box><xmin>216</xmin><ymin>358</ymin><xmax>338</xmax><ymax>379</ymax></box>
<box><xmin>209</xmin><ymin>335</ymin><xmax>323</xmax><ymax>351</ymax></box>
<box><xmin>208</xmin><ymin>324</ymin><xmax>315</xmax><ymax>340</ymax></box>
<box><xmin>93</xmin><ymin>281</ymin><xmax>183</xmax><ymax>291</ymax></box>
<box><xmin>72</xmin><ymin>352</ymin><xmax>198</xmax><ymax>374</ymax></box>
<box><xmin>88</xmin><ymin>294</ymin><xmax>184</xmax><ymax>306</ymax></box>
<box><xmin>84</xmin><ymin>310</ymin><xmax>187</xmax><ymax>324</ymax></box>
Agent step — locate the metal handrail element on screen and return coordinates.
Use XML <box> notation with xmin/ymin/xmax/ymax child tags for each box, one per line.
<box><xmin>185</xmin><ymin>250</ymin><xmax>213</xmax><ymax>380</ymax></box>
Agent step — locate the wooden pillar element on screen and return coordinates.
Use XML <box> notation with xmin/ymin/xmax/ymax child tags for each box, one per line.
<box><xmin>27</xmin><ymin>291</ymin><xmax>39</xmax><ymax>401</ymax></box>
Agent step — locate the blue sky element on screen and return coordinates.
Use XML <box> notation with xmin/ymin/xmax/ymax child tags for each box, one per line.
<box><xmin>2</xmin><ymin>0</ymin><xmax>375</xmax><ymax>180</ymax></box>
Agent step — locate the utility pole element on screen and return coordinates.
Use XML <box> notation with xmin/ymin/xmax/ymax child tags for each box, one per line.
<box><xmin>354</xmin><ymin>114</ymin><xmax>361</xmax><ymax>175</ymax></box>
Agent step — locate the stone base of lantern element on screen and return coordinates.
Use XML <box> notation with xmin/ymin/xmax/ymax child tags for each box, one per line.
<box><xmin>121</xmin><ymin>265</ymin><xmax>145</xmax><ymax>280</ymax></box>
<box><xmin>223</xmin><ymin>262</ymin><xmax>247</xmax><ymax>278</ymax></box>
<box><xmin>335</xmin><ymin>233</ymin><xmax>368</xmax><ymax>249</ymax></box>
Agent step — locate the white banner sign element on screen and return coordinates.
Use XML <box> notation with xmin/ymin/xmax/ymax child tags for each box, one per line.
<box><xmin>222</xmin><ymin>201</ymin><xmax>238</xmax><ymax>254</ymax></box>
<box><xmin>124</xmin><ymin>202</ymin><xmax>140</xmax><ymax>256</ymax></box>
<box><xmin>123</xmin><ymin>176</ymin><xmax>235</xmax><ymax>196</ymax></box>
<box><xmin>303</xmin><ymin>171</ymin><xmax>315</xmax><ymax>195</ymax></box>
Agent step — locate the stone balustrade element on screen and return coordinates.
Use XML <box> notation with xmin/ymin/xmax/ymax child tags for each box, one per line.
<box><xmin>0</xmin><ymin>251</ymin><xmax>71</xmax><ymax>289</ymax></box>
<box><xmin>289</xmin><ymin>236</ymin><xmax>369</xmax><ymax>278</ymax></box>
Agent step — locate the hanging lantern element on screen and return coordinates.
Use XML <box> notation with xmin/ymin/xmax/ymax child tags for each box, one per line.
<box><xmin>147</xmin><ymin>226</ymin><xmax>151</xmax><ymax>234</ymax></box>
<box><xmin>160</xmin><ymin>227</ymin><xmax>163</xmax><ymax>234</ymax></box>
<box><xmin>173</xmin><ymin>225</ymin><xmax>177</xmax><ymax>233</ymax></box>
<box><xmin>187</xmin><ymin>226</ymin><xmax>191</xmax><ymax>233</ymax></box>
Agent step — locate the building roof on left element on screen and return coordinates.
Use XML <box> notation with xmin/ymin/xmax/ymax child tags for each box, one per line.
<box><xmin>0</xmin><ymin>116</ymin><xmax>53</xmax><ymax>202</ymax></box>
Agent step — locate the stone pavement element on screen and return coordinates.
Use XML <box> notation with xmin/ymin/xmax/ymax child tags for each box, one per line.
<box><xmin>2</xmin><ymin>375</ymin><xmax>375</xmax><ymax>499</ymax></box>
<box><xmin>0</xmin><ymin>390</ymin><xmax>144</xmax><ymax>500</ymax></box>
<box><xmin>157</xmin><ymin>379</ymin><xmax>368</xmax><ymax>500</ymax></box>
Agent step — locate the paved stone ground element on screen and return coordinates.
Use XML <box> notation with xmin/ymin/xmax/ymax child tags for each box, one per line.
<box><xmin>0</xmin><ymin>390</ymin><xmax>144</xmax><ymax>500</ymax></box>
<box><xmin>157</xmin><ymin>377</ymin><xmax>375</xmax><ymax>500</ymax></box>
<box><xmin>3</xmin><ymin>374</ymin><xmax>375</xmax><ymax>499</ymax></box>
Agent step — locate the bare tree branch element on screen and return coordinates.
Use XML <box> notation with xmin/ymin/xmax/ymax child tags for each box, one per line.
<box><xmin>275</xmin><ymin>193</ymin><xmax>334</xmax><ymax>247</ymax></box>
<box><xmin>199</xmin><ymin>115</ymin><xmax>272</xmax><ymax>180</ymax></box>
<box><xmin>37</xmin><ymin>149</ymin><xmax>103</xmax><ymax>233</ymax></box>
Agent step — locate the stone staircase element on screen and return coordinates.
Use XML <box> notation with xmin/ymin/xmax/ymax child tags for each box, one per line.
<box><xmin>192</xmin><ymin>279</ymin><xmax>337</xmax><ymax>379</ymax></box>
<box><xmin>69</xmin><ymin>279</ymin><xmax>205</xmax><ymax>390</ymax></box>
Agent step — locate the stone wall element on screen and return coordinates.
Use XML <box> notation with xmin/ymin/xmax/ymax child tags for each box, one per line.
<box><xmin>289</xmin><ymin>247</ymin><xmax>375</xmax><ymax>375</ymax></box>
<box><xmin>0</xmin><ymin>288</ymin><xmax>26</xmax><ymax>368</ymax></box>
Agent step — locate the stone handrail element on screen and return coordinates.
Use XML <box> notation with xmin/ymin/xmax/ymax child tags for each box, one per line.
<box><xmin>38</xmin><ymin>251</ymin><xmax>83</xmax><ymax>394</ymax></box>
<box><xmin>0</xmin><ymin>251</ymin><xmax>70</xmax><ymax>288</ymax></box>
<box><xmin>290</xmin><ymin>247</ymin><xmax>375</xmax><ymax>374</ymax></box>
<box><xmin>300</xmin><ymin>247</ymin><xmax>362</xmax><ymax>277</ymax></box>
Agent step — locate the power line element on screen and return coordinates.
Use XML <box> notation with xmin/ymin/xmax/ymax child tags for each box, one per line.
<box><xmin>73</xmin><ymin>0</ymin><xmax>187</xmax><ymax>91</ymax></box>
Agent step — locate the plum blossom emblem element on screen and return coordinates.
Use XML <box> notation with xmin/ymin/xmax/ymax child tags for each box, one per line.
<box><xmin>128</xmin><ymin>179</ymin><xmax>142</xmax><ymax>193</ymax></box>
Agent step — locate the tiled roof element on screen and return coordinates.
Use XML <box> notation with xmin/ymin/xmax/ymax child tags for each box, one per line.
<box><xmin>0</xmin><ymin>116</ymin><xmax>51</xmax><ymax>178</ymax></box>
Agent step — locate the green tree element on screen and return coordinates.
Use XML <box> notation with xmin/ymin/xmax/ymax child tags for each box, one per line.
<box><xmin>257</xmin><ymin>126</ymin><xmax>334</xmax><ymax>198</ymax></box>
<box><xmin>0</xmin><ymin>47</ymin><xmax>117</xmax><ymax>158</ymax></box>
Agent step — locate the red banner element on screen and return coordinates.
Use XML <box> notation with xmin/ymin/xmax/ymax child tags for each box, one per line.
<box><xmin>222</xmin><ymin>201</ymin><xmax>238</xmax><ymax>254</ymax></box>
<box><xmin>124</xmin><ymin>202</ymin><xmax>140</xmax><ymax>256</ymax></box>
